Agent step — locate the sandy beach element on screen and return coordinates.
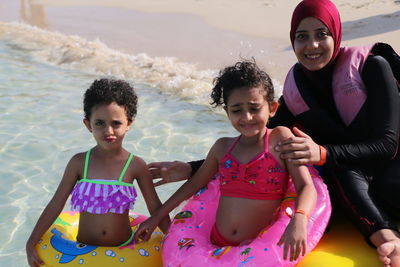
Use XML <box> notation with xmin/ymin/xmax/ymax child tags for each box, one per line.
<box><xmin>1</xmin><ymin>0</ymin><xmax>399</xmax><ymax>85</ymax></box>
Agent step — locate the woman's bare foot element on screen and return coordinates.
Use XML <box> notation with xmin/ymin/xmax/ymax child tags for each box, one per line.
<box><xmin>378</xmin><ymin>240</ymin><xmax>400</xmax><ymax>267</ymax></box>
<box><xmin>371</xmin><ymin>229</ymin><xmax>400</xmax><ymax>267</ymax></box>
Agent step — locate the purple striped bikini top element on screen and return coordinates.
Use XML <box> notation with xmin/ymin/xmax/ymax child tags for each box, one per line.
<box><xmin>70</xmin><ymin>149</ymin><xmax>137</xmax><ymax>214</ymax></box>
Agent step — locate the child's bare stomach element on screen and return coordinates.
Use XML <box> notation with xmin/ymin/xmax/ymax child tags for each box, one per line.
<box><xmin>216</xmin><ymin>196</ymin><xmax>281</xmax><ymax>244</ymax></box>
<box><xmin>76</xmin><ymin>211</ymin><xmax>132</xmax><ymax>246</ymax></box>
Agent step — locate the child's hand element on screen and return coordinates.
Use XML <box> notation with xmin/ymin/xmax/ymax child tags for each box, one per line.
<box><xmin>134</xmin><ymin>216</ymin><xmax>160</xmax><ymax>242</ymax></box>
<box><xmin>277</xmin><ymin>214</ymin><xmax>308</xmax><ymax>261</ymax></box>
<box><xmin>26</xmin><ymin>243</ymin><xmax>44</xmax><ymax>266</ymax></box>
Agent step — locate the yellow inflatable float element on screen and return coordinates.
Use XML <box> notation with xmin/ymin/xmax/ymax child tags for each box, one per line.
<box><xmin>35</xmin><ymin>211</ymin><xmax>163</xmax><ymax>266</ymax></box>
<box><xmin>299</xmin><ymin>210</ymin><xmax>382</xmax><ymax>267</ymax></box>
<box><xmin>35</xmin><ymin>210</ymin><xmax>386</xmax><ymax>267</ymax></box>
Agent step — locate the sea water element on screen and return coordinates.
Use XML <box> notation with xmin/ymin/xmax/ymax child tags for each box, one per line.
<box><xmin>0</xmin><ymin>23</ymin><xmax>238</xmax><ymax>266</ymax></box>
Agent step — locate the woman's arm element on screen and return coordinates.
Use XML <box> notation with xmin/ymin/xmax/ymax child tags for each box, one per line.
<box><xmin>148</xmin><ymin>161</ymin><xmax>193</xmax><ymax>186</ymax></box>
<box><xmin>135</xmin><ymin>156</ymin><xmax>170</xmax><ymax>233</ymax></box>
<box><xmin>147</xmin><ymin>160</ymin><xmax>205</xmax><ymax>186</ymax></box>
<box><xmin>276</xmin><ymin>56</ymin><xmax>399</xmax><ymax>166</ymax></box>
<box><xmin>188</xmin><ymin>160</ymin><xmax>205</xmax><ymax>176</ymax></box>
<box><xmin>326</xmin><ymin>55</ymin><xmax>399</xmax><ymax>165</ymax></box>
<box><xmin>134</xmin><ymin>140</ymin><xmax>221</xmax><ymax>241</ymax></box>
<box><xmin>26</xmin><ymin>154</ymin><xmax>81</xmax><ymax>266</ymax></box>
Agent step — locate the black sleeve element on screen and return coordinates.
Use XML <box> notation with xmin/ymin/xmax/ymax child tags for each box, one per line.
<box><xmin>268</xmin><ymin>96</ymin><xmax>297</xmax><ymax>128</ymax></box>
<box><xmin>188</xmin><ymin>160</ymin><xmax>204</xmax><ymax>176</ymax></box>
<box><xmin>326</xmin><ymin>55</ymin><xmax>400</xmax><ymax>165</ymax></box>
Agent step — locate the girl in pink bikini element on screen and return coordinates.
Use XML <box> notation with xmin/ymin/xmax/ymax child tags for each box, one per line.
<box><xmin>26</xmin><ymin>78</ymin><xmax>169</xmax><ymax>267</ymax></box>
<box><xmin>135</xmin><ymin>61</ymin><xmax>317</xmax><ymax>261</ymax></box>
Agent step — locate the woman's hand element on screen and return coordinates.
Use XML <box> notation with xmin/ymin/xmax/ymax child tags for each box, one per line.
<box><xmin>26</xmin><ymin>242</ymin><xmax>44</xmax><ymax>266</ymax></box>
<box><xmin>275</xmin><ymin>127</ymin><xmax>321</xmax><ymax>165</ymax></box>
<box><xmin>277</xmin><ymin>214</ymin><xmax>308</xmax><ymax>261</ymax></box>
<box><xmin>148</xmin><ymin>161</ymin><xmax>191</xmax><ymax>186</ymax></box>
<box><xmin>134</xmin><ymin>216</ymin><xmax>161</xmax><ymax>242</ymax></box>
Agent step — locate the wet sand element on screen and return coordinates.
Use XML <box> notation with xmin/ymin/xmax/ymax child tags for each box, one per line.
<box><xmin>1</xmin><ymin>0</ymin><xmax>399</xmax><ymax>84</ymax></box>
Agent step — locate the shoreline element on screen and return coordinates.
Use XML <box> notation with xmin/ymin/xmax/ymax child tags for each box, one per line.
<box><xmin>1</xmin><ymin>0</ymin><xmax>399</xmax><ymax>84</ymax></box>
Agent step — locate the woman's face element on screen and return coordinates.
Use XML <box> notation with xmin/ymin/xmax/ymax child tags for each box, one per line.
<box><xmin>293</xmin><ymin>17</ymin><xmax>335</xmax><ymax>71</ymax></box>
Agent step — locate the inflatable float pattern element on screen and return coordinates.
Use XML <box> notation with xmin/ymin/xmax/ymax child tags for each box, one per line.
<box><xmin>162</xmin><ymin>167</ymin><xmax>331</xmax><ymax>267</ymax></box>
<box><xmin>35</xmin><ymin>211</ymin><xmax>163</xmax><ymax>266</ymax></box>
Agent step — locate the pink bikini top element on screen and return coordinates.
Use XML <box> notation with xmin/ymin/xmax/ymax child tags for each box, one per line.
<box><xmin>219</xmin><ymin>129</ymin><xmax>289</xmax><ymax>200</ymax></box>
<box><xmin>70</xmin><ymin>149</ymin><xmax>137</xmax><ymax>214</ymax></box>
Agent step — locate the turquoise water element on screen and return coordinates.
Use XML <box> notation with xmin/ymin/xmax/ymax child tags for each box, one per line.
<box><xmin>0</xmin><ymin>38</ymin><xmax>236</xmax><ymax>266</ymax></box>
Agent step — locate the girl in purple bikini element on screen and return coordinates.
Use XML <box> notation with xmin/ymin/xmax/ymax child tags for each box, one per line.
<box><xmin>26</xmin><ymin>78</ymin><xmax>169</xmax><ymax>267</ymax></box>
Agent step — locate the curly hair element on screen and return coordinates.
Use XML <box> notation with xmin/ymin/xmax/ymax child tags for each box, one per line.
<box><xmin>83</xmin><ymin>78</ymin><xmax>138</xmax><ymax>123</ymax></box>
<box><xmin>210</xmin><ymin>60</ymin><xmax>274</xmax><ymax>107</ymax></box>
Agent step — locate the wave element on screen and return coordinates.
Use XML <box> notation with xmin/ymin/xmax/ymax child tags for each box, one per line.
<box><xmin>0</xmin><ymin>21</ymin><xmax>216</xmax><ymax>105</ymax></box>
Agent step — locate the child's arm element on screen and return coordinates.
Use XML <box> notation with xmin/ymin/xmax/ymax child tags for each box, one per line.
<box><xmin>274</xmin><ymin>127</ymin><xmax>317</xmax><ymax>262</ymax></box>
<box><xmin>278</xmin><ymin>163</ymin><xmax>316</xmax><ymax>261</ymax></box>
<box><xmin>134</xmin><ymin>156</ymin><xmax>171</xmax><ymax>233</ymax></box>
<box><xmin>134</xmin><ymin>140</ymin><xmax>221</xmax><ymax>242</ymax></box>
<box><xmin>26</xmin><ymin>154</ymin><xmax>81</xmax><ymax>267</ymax></box>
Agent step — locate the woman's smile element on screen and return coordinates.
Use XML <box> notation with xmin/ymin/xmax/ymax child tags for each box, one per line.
<box><xmin>294</xmin><ymin>17</ymin><xmax>334</xmax><ymax>71</ymax></box>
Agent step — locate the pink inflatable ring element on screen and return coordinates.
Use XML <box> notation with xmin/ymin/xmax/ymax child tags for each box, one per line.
<box><xmin>162</xmin><ymin>167</ymin><xmax>331</xmax><ymax>266</ymax></box>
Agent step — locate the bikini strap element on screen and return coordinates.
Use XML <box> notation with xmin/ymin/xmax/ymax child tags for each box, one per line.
<box><xmin>83</xmin><ymin>149</ymin><xmax>92</xmax><ymax>180</ymax></box>
<box><xmin>118</xmin><ymin>153</ymin><xmax>134</xmax><ymax>182</ymax></box>
<box><xmin>264</xmin><ymin>128</ymin><xmax>269</xmax><ymax>152</ymax></box>
<box><xmin>227</xmin><ymin>136</ymin><xmax>241</xmax><ymax>155</ymax></box>
<box><xmin>228</xmin><ymin>129</ymin><xmax>269</xmax><ymax>155</ymax></box>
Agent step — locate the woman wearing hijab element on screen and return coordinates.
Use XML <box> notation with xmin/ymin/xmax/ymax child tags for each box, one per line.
<box><xmin>148</xmin><ymin>0</ymin><xmax>400</xmax><ymax>265</ymax></box>
<box><xmin>268</xmin><ymin>1</ymin><xmax>400</xmax><ymax>266</ymax></box>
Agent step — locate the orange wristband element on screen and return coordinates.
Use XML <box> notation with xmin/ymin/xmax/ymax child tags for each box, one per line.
<box><xmin>294</xmin><ymin>209</ymin><xmax>309</xmax><ymax>220</ymax></box>
<box><xmin>316</xmin><ymin>145</ymin><xmax>326</xmax><ymax>166</ymax></box>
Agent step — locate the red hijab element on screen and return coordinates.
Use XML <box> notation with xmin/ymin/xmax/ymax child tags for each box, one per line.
<box><xmin>290</xmin><ymin>0</ymin><xmax>342</xmax><ymax>92</ymax></box>
<box><xmin>290</xmin><ymin>0</ymin><xmax>342</xmax><ymax>66</ymax></box>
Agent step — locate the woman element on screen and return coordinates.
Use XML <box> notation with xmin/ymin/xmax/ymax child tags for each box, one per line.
<box><xmin>149</xmin><ymin>1</ymin><xmax>400</xmax><ymax>266</ymax></box>
<box><xmin>270</xmin><ymin>1</ymin><xmax>400</xmax><ymax>266</ymax></box>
